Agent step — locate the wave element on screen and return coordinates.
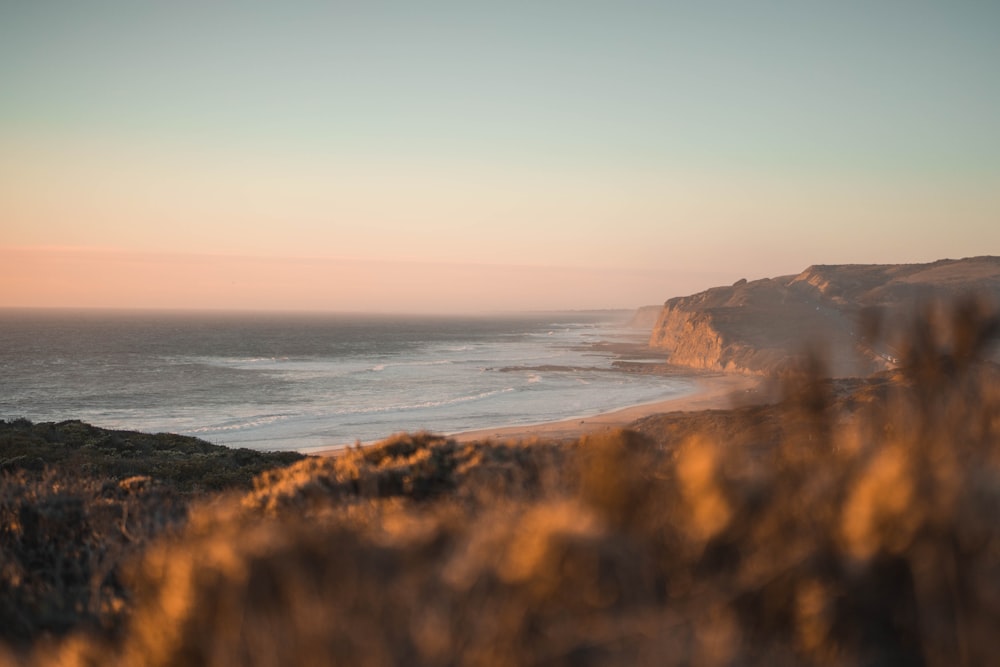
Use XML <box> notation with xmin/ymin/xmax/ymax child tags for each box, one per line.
<box><xmin>196</xmin><ymin>356</ymin><xmax>291</xmax><ymax>366</ymax></box>
<box><xmin>332</xmin><ymin>387</ymin><xmax>516</xmax><ymax>417</ymax></box>
<box><xmin>189</xmin><ymin>413</ymin><xmax>293</xmax><ymax>434</ymax></box>
<box><xmin>367</xmin><ymin>359</ymin><xmax>453</xmax><ymax>372</ymax></box>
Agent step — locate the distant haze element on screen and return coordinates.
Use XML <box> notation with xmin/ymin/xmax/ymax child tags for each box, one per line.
<box><xmin>2</xmin><ymin>3</ymin><xmax>998</xmax><ymax>312</ymax></box>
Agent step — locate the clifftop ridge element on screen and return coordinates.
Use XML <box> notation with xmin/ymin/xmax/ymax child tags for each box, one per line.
<box><xmin>649</xmin><ymin>256</ymin><xmax>1000</xmax><ymax>376</ymax></box>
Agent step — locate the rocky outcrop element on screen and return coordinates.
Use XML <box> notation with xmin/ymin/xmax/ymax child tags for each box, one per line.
<box><xmin>649</xmin><ymin>257</ymin><xmax>1000</xmax><ymax>376</ymax></box>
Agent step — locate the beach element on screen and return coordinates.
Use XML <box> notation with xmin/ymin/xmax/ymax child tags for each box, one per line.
<box><xmin>451</xmin><ymin>371</ymin><xmax>761</xmax><ymax>443</ymax></box>
<box><xmin>313</xmin><ymin>372</ymin><xmax>761</xmax><ymax>455</ymax></box>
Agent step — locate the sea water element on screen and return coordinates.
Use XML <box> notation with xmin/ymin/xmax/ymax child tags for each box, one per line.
<box><xmin>0</xmin><ymin>310</ymin><xmax>688</xmax><ymax>452</ymax></box>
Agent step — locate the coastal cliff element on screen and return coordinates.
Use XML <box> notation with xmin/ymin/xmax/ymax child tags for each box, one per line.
<box><xmin>649</xmin><ymin>256</ymin><xmax>1000</xmax><ymax>376</ymax></box>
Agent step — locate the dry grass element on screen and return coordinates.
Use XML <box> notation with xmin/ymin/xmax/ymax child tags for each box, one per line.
<box><xmin>3</xmin><ymin>296</ymin><xmax>1000</xmax><ymax>666</ymax></box>
<box><xmin>0</xmin><ymin>422</ymin><xmax>303</xmax><ymax>651</ymax></box>
<box><xmin>0</xmin><ymin>470</ymin><xmax>186</xmax><ymax>653</ymax></box>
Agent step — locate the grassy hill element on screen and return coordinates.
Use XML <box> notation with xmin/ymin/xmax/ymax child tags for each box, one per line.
<box><xmin>0</xmin><ymin>422</ymin><xmax>302</xmax><ymax>645</ymax></box>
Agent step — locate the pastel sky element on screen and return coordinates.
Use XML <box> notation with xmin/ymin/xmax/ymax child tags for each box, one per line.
<box><xmin>2</xmin><ymin>2</ymin><xmax>998</xmax><ymax>312</ymax></box>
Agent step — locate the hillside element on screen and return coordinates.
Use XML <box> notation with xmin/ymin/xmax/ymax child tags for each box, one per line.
<box><xmin>649</xmin><ymin>256</ymin><xmax>1000</xmax><ymax>376</ymax></box>
<box><xmin>0</xmin><ymin>420</ymin><xmax>303</xmax><ymax>644</ymax></box>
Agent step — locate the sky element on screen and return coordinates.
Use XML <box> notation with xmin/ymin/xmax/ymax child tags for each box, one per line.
<box><xmin>2</xmin><ymin>1</ymin><xmax>998</xmax><ymax>312</ymax></box>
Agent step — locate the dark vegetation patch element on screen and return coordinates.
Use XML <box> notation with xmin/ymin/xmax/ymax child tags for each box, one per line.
<box><xmin>0</xmin><ymin>422</ymin><xmax>303</xmax><ymax>649</ymax></box>
<box><xmin>0</xmin><ymin>470</ymin><xmax>184</xmax><ymax>645</ymax></box>
<box><xmin>0</xmin><ymin>420</ymin><xmax>304</xmax><ymax>494</ymax></box>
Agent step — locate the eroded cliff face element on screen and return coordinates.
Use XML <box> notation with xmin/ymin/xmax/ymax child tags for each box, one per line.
<box><xmin>648</xmin><ymin>257</ymin><xmax>1000</xmax><ymax>376</ymax></box>
<box><xmin>649</xmin><ymin>302</ymin><xmax>729</xmax><ymax>371</ymax></box>
<box><xmin>648</xmin><ymin>292</ymin><xmax>822</xmax><ymax>375</ymax></box>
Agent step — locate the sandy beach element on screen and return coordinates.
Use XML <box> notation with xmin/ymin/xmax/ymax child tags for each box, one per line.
<box><xmin>450</xmin><ymin>372</ymin><xmax>761</xmax><ymax>444</ymax></box>
<box><xmin>312</xmin><ymin>372</ymin><xmax>762</xmax><ymax>455</ymax></box>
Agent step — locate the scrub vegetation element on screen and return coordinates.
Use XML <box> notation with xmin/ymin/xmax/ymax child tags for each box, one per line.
<box><xmin>0</xmin><ymin>422</ymin><xmax>303</xmax><ymax>648</ymax></box>
<box><xmin>2</xmin><ymin>297</ymin><xmax>999</xmax><ymax>666</ymax></box>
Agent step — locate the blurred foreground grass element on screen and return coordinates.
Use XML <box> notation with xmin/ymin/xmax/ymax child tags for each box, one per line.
<box><xmin>2</xmin><ymin>298</ymin><xmax>999</xmax><ymax>666</ymax></box>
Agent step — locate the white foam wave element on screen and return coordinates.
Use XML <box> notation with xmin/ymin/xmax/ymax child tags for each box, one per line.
<box><xmin>333</xmin><ymin>387</ymin><xmax>515</xmax><ymax>416</ymax></box>
<box><xmin>368</xmin><ymin>359</ymin><xmax>452</xmax><ymax>372</ymax></box>
<box><xmin>190</xmin><ymin>413</ymin><xmax>292</xmax><ymax>434</ymax></box>
<box><xmin>199</xmin><ymin>356</ymin><xmax>291</xmax><ymax>366</ymax></box>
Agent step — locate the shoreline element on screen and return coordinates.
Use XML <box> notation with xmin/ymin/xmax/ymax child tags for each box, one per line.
<box><xmin>310</xmin><ymin>372</ymin><xmax>762</xmax><ymax>456</ymax></box>
<box><xmin>450</xmin><ymin>372</ymin><xmax>761</xmax><ymax>444</ymax></box>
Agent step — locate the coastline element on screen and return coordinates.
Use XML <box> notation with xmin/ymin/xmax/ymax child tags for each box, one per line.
<box><xmin>310</xmin><ymin>372</ymin><xmax>762</xmax><ymax>456</ymax></box>
<box><xmin>450</xmin><ymin>371</ymin><xmax>761</xmax><ymax>444</ymax></box>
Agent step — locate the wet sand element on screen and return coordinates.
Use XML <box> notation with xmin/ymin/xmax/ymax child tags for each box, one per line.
<box><xmin>311</xmin><ymin>372</ymin><xmax>762</xmax><ymax>456</ymax></box>
<box><xmin>450</xmin><ymin>372</ymin><xmax>761</xmax><ymax>444</ymax></box>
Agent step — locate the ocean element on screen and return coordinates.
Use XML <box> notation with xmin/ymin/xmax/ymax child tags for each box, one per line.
<box><xmin>0</xmin><ymin>310</ymin><xmax>689</xmax><ymax>453</ymax></box>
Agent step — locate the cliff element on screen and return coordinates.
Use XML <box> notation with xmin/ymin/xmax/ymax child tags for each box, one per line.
<box><xmin>650</xmin><ymin>256</ymin><xmax>1000</xmax><ymax>376</ymax></box>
